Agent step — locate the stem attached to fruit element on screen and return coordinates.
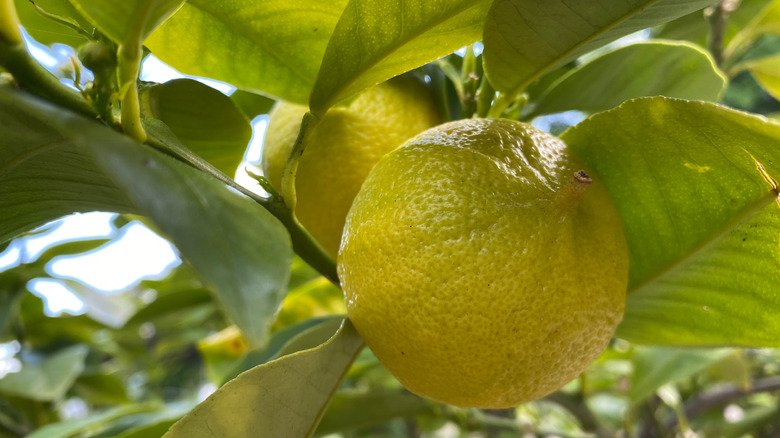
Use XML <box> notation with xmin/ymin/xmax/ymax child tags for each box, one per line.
<box><xmin>553</xmin><ymin>170</ymin><xmax>592</xmax><ymax>211</ymax></box>
<box><xmin>117</xmin><ymin>2</ymin><xmax>155</xmax><ymax>143</ymax></box>
<box><xmin>281</xmin><ymin>111</ymin><xmax>321</xmax><ymax>211</ymax></box>
<box><xmin>243</xmin><ymin>166</ymin><xmax>339</xmax><ymax>284</ymax></box>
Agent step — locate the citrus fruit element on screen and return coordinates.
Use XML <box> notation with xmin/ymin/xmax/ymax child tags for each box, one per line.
<box><xmin>261</xmin><ymin>76</ymin><xmax>441</xmax><ymax>257</ymax></box>
<box><xmin>338</xmin><ymin>118</ymin><xmax>629</xmax><ymax>408</ymax></box>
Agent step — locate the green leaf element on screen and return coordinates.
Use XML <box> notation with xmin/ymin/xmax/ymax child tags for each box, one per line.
<box><xmin>0</xmin><ymin>93</ymin><xmax>134</xmax><ymax>244</ymax></box>
<box><xmin>32</xmin><ymin>238</ymin><xmax>113</xmax><ymax>266</ymax></box>
<box><xmin>561</xmin><ymin>97</ymin><xmax>780</xmax><ymax>346</ymax></box>
<box><xmin>309</xmin><ymin>0</ymin><xmax>491</xmax><ymax>115</ymax></box>
<box><xmin>115</xmin><ymin>419</ymin><xmax>179</xmax><ymax>438</ymax></box>
<box><xmin>142</xmin><ymin>79</ymin><xmax>252</xmax><ymax>176</ymax></box>
<box><xmin>230</xmin><ymin>89</ymin><xmax>276</xmax><ymax>120</ymax></box>
<box><xmin>653</xmin><ymin>0</ymin><xmax>771</xmax><ymax>48</ymax></box>
<box><xmin>126</xmin><ymin>288</ymin><xmax>212</xmax><ymax>327</ymax></box>
<box><xmin>145</xmin><ymin>0</ymin><xmax>348</xmax><ymax>104</ymax></box>
<box><xmin>205</xmin><ymin>316</ymin><xmax>343</xmax><ymax>385</ymax></box>
<box><xmin>719</xmin><ymin>405</ymin><xmax>780</xmax><ymax>438</ymax></box>
<box><xmin>0</xmin><ymin>344</ymin><xmax>88</xmax><ymax>401</ymax></box>
<box><xmin>0</xmin><ymin>89</ymin><xmax>292</xmax><ymax>346</ymax></box>
<box><xmin>72</xmin><ymin>374</ymin><xmax>131</xmax><ymax>405</ymax></box>
<box><xmin>315</xmin><ymin>390</ymin><xmax>434</xmax><ymax>436</ymax></box>
<box><xmin>745</xmin><ymin>54</ymin><xmax>780</xmax><ymax>100</ymax></box>
<box><xmin>483</xmin><ymin>0</ymin><xmax>718</xmax><ymax>98</ymax></box>
<box><xmin>68</xmin><ymin>0</ymin><xmax>184</xmax><ymax>44</ymax></box>
<box><xmin>62</xmin><ymin>279</ymin><xmax>139</xmax><ymax>328</ymax></box>
<box><xmin>728</xmin><ymin>0</ymin><xmax>780</xmax><ymax>53</ymax></box>
<box><xmin>19</xmin><ymin>295</ymin><xmax>114</xmax><ymax>350</ymax></box>
<box><xmin>13</xmin><ymin>0</ymin><xmax>91</xmax><ymax>47</ymax></box>
<box><xmin>164</xmin><ymin>319</ymin><xmax>364</xmax><ymax>438</ymax></box>
<box><xmin>528</xmin><ymin>41</ymin><xmax>726</xmax><ymax>118</ymax></box>
<box><xmin>274</xmin><ymin>277</ymin><xmax>346</xmax><ymax>328</ymax></box>
<box><xmin>26</xmin><ymin>403</ymin><xmax>157</xmax><ymax>438</ymax></box>
<box><xmin>0</xmin><ymin>271</ymin><xmax>27</xmax><ymax>338</ymax></box>
<box><xmin>630</xmin><ymin>347</ymin><xmax>732</xmax><ymax>402</ymax></box>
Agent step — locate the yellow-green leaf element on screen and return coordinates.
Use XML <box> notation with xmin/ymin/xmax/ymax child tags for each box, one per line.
<box><xmin>309</xmin><ymin>0</ymin><xmax>491</xmax><ymax>116</ymax></box>
<box><xmin>528</xmin><ymin>41</ymin><xmax>726</xmax><ymax>117</ymax></box>
<box><xmin>142</xmin><ymin>79</ymin><xmax>252</xmax><ymax>176</ymax></box>
<box><xmin>562</xmin><ymin>97</ymin><xmax>780</xmax><ymax>346</ymax></box>
<box><xmin>145</xmin><ymin>0</ymin><xmax>348</xmax><ymax>104</ymax></box>
<box><xmin>164</xmin><ymin>319</ymin><xmax>364</xmax><ymax>438</ymax></box>
<box><xmin>69</xmin><ymin>0</ymin><xmax>183</xmax><ymax>43</ymax></box>
<box><xmin>746</xmin><ymin>54</ymin><xmax>780</xmax><ymax>99</ymax></box>
<box><xmin>483</xmin><ymin>0</ymin><xmax>717</xmax><ymax>98</ymax></box>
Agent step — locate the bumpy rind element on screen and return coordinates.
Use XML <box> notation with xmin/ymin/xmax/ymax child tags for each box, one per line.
<box><xmin>261</xmin><ymin>77</ymin><xmax>442</xmax><ymax>257</ymax></box>
<box><xmin>338</xmin><ymin>118</ymin><xmax>629</xmax><ymax>408</ymax></box>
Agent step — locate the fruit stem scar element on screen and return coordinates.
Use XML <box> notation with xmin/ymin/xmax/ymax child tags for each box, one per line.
<box><xmin>553</xmin><ymin>170</ymin><xmax>592</xmax><ymax>211</ymax></box>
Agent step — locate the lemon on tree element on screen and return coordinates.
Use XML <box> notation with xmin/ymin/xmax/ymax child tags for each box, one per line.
<box><xmin>338</xmin><ymin>118</ymin><xmax>629</xmax><ymax>408</ymax></box>
<box><xmin>261</xmin><ymin>76</ymin><xmax>442</xmax><ymax>257</ymax></box>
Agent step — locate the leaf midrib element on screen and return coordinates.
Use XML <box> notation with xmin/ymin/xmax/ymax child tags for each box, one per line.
<box><xmin>628</xmin><ymin>191</ymin><xmax>778</xmax><ymax>296</ymax></box>
<box><xmin>311</xmin><ymin>0</ymin><xmax>487</xmax><ymax>113</ymax></box>
<box><xmin>186</xmin><ymin>0</ymin><xmax>338</xmax><ymax>89</ymax></box>
<box><xmin>505</xmin><ymin>0</ymin><xmax>669</xmax><ymax>97</ymax></box>
<box><xmin>0</xmin><ymin>140</ymin><xmax>70</xmax><ymax>177</ymax></box>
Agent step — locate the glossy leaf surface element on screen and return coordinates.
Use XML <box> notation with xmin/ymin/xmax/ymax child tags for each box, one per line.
<box><xmin>0</xmin><ymin>344</ymin><xmax>88</xmax><ymax>401</ymax></box>
<box><xmin>143</xmin><ymin>79</ymin><xmax>252</xmax><ymax>176</ymax></box>
<box><xmin>529</xmin><ymin>41</ymin><xmax>726</xmax><ymax>117</ymax></box>
<box><xmin>309</xmin><ymin>0</ymin><xmax>491</xmax><ymax>115</ymax></box>
<box><xmin>69</xmin><ymin>0</ymin><xmax>183</xmax><ymax>43</ymax></box>
<box><xmin>746</xmin><ymin>54</ymin><xmax>780</xmax><ymax>100</ymax></box>
<box><xmin>483</xmin><ymin>0</ymin><xmax>718</xmax><ymax>97</ymax></box>
<box><xmin>27</xmin><ymin>404</ymin><xmax>158</xmax><ymax>438</ymax></box>
<box><xmin>0</xmin><ymin>89</ymin><xmax>291</xmax><ymax>346</ymax></box>
<box><xmin>630</xmin><ymin>347</ymin><xmax>732</xmax><ymax>401</ymax></box>
<box><xmin>164</xmin><ymin>319</ymin><xmax>364</xmax><ymax>438</ymax></box>
<box><xmin>13</xmin><ymin>0</ymin><xmax>91</xmax><ymax>47</ymax></box>
<box><xmin>562</xmin><ymin>97</ymin><xmax>780</xmax><ymax>346</ymax></box>
<box><xmin>145</xmin><ymin>0</ymin><xmax>348</xmax><ymax>104</ymax></box>
<box><xmin>316</xmin><ymin>391</ymin><xmax>434</xmax><ymax>436</ymax></box>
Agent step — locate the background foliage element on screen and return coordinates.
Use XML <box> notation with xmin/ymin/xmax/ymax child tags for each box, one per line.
<box><xmin>3</xmin><ymin>0</ymin><xmax>780</xmax><ymax>437</ymax></box>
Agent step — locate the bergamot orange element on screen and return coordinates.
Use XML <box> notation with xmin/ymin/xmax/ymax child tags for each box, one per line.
<box><xmin>338</xmin><ymin>118</ymin><xmax>629</xmax><ymax>408</ymax></box>
<box><xmin>261</xmin><ymin>76</ymin><xmax>441</xmax><ymax>257</ymax></box>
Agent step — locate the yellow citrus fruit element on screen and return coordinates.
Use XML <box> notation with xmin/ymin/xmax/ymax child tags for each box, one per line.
<box><xmin>261</xmin><ymin>77</ymin><xmax>441</xmax><ymax>257</ymax></box>
<box><xmin>338</xmin><ymin>118</ymin><xmax>629</xmax><ymax>408</ymax></box>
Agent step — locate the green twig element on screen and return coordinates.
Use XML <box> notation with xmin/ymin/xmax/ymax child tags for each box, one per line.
<box><xmin>117</xmin><ymin>44</ymin><xmax>146</xmax><ymax>141</ymax></box>
<box><xmin>486</xmin><ymin>92</ymin><xmax>514</xmax><ymax>118</ymax></box>
<box><xmin>719</xmin><ymin>0</ymin><xmax>749</xmax><ymax>68</ymax></box>
<box><xmin>0</xmin><ymin>0</ymin><xmax>22</xmax><ymax>45</ymax></box>
<box><xmin>116</xmin><ymin>0</ymin><xmax>169</xmax><ymax>142</ymax></box>
<box><xmin>460</xmin><ymin>45</ymin><xmax>479</xmax><ymax>118</ymax></box>
<box><xmin>706</xmin><ymin>1</ymin><xmax>737</xmax><ymax>67</ymax></box>
<box><xmin>475</xmin><ymin>73</ymin><xmax>494</xmax><ymax>118</ymax></box>
<box><xmin>0</xmin><ymin>0</ymin><xmax>95</xmax><ymax>116</ymax></box>
<box><xmin>280</xmin><ymin>111</ymin><xmax>320</xmax><ymax>212</ymax></box>
<box><xmin>0</xmin><ymin>43</ymin><xmax>95</xmax><ymax>116</ymax></box>
<box><xmin>144</xmin><ymin>125</ymin><xmax>339</xmax><ymax>284</ymax></box>
<box><xmin>29</xmin><ymin>0</ymin><xmax>91</xmax><ymax>39</ymax></box>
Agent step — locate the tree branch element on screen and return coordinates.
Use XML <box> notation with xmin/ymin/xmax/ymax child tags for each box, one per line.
<box><xmin>706</xmin><ymin>0</ymin><xmax>740</xmax><ymax>67</ymax></box>
<box><xmin>664</xmin><ymin>376</ymin><xmax>780</xmax><ymax>431</ymax></box>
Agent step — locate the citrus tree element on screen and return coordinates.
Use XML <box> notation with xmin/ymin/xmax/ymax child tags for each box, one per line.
<box><xmin>3</xmin><ymin>0</ymin><xmax>780</xmax><ymax>436</ymax></box>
